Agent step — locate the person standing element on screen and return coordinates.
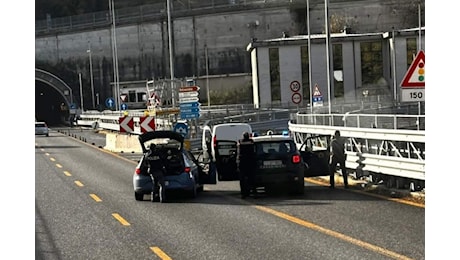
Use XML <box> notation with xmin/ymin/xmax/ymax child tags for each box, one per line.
<box><xmin>148</xmin><ymin>144</ymin><xmax>167</xmax><ymax>202</ymax></box>
<box><xmin>237</xmin><ymin>132</ymin><xmax>256</xmax><ymax>198</ymax></box>
<box><xmin>329</xmin><ymin>130</ymin><xmax>348</xmax><ymax>188</ymax></box>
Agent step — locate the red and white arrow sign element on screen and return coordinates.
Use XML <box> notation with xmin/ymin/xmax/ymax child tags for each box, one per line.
<box><xmin>140</xmin><ymin>116</ymin><xmax>155</xmax><ymax>133</ymax></box>
<box><xmin>119</xmin><ymin>116</ymin><xmax>134</xmax><ymax>133</ymax></box>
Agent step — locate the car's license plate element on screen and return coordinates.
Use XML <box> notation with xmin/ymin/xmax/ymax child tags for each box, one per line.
<box><xmin>262</xmin><ymin>160</ymin><xmax>283</xmax><ymax>168</ymax></box>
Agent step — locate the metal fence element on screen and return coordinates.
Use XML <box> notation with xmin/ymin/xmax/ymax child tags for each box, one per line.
<box><xmin>36</xmin><ymin>0</ymin><xmax>306</xmax><ymax>35</ymax></box>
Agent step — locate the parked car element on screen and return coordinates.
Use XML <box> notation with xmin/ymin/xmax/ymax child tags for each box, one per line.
<box><xmin>133</xmin><ymin>131</ymin><xmax>215</xmax><ymax>202</ymax></box>
<box><xmin>35</xmin><ymin>122</ymin><xmax>49</xmax><ymax>137</ymax></box>
<box><xmin>251</xmin><ymin>134</ymin><xmax>305</xmax><ymax>195</ymax></box>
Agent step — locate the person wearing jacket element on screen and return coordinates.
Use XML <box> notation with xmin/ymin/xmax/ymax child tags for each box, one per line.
<box><xmin>237</xmin><ymin>132</ymin><xmax>256</xmax><ymax>198</ymax></box>
<box><xmin>329</xmin><ymin>130</ymin><xmax>348</xmax><ymax>188</ymax></box>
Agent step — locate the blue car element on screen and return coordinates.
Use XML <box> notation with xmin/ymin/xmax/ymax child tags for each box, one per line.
<box><xmin>133</xmin><ymin>131</ymin><xmax>216</xmax><ymax>201</ymax></box>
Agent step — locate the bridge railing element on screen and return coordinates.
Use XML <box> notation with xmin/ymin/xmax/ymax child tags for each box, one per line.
<box><xmin>289</xmin><ymin>112</ymin><xmax>425</xmax><ymax>186</ymax></box>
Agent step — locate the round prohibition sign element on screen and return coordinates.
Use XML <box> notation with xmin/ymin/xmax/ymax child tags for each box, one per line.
<box><xmin>292</xmin><ymin>92</ymin><xmax>302</xmax><ymax>104</ymax></box>
<box><xmin>290</xmin><ymin>80</ymin><xmax>301</xmax><ymax>92</ymax></box>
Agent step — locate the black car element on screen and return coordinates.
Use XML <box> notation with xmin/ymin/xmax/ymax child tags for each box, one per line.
<box><xmin>133</xmin><ymin>131</ymin><xmax>216</xmax><ymax>201</ymax></box>
<box><xmin>251</xmin><ymin>134</ymin><xmax>305</xmax><ymax>195</ymax></box>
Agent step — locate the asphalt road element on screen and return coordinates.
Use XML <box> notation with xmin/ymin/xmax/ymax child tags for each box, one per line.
<box><xmin>35</xmin><ymin>127</ymin><xmax>425</xmax><ymax>259</ymax></box>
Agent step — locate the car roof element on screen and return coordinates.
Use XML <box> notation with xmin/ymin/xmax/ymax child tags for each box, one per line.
<box><xmin>252</xmin><ymin>135</ymin><xmax>293</xmax><ymax>142</ymax></box>
<box><xmin>35</xmin><ymin>122</ymin><xmax>47</xmax><ymax>125</ymax></box>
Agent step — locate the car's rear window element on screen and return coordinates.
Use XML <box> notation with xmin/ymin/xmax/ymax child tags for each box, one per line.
<box><xmin>35</xmin><ymin>123</ymin><xmax>46</xmax><ymax>127</ymax></box>
<box><xmin>255</xmin><ymin>141</ymin><xmax>296</xmax><ymax>155</ymax></box>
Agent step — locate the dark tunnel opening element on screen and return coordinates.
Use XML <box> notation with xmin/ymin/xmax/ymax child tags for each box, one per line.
<box><xmin>35</xmin><ymin>81</ymin><xmax>69</xmax><ymax>126</ymax></box>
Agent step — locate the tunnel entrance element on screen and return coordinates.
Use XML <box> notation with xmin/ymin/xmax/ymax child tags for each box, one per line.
<box><xmin>35</xmin><ymin>81</ymin><xmax>69</xmax><ymax>126</ymax></box>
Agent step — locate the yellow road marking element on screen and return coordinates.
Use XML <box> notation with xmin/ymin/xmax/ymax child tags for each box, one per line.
<box><xmin>63</xmin><ymin>171</ymin><xmax>72</xmax><ymax>176</ymax></box>
<box><xmin>45</xmin><ymin>152</ymin><xmax>49</xmax><ymax>155</ymax></box>
<box><xmin>112</xmin><ymin>213</ymin><xmax>130</xmax><ymax>226</ymax></box>
<box><xmin>56</xmin><ymin>164</ymin><xmax>63</xmax><ymax>168</ymax></box>
<box><xmin>50</xmin><ymin>158</ymin><xmax>56</xmax><ymax>162</ymax></box>
<box><xmin>150</xmin><ymin>247</ymin><xmax>172</xmax><ymax>260</ymax></box>
<box><xmin>254</xmin><ymin>205</ymin><xmax>414</xmax><ymax>260</ymax></box>
<box><xmin>89</xmin><ymin>194</ymin><xmax>102</xmax><ymax>202</ymax></box>
<box><xmin>74</xmin><ymin>181</ymin><xmax>84</xmax><ymax>187</ymax></box>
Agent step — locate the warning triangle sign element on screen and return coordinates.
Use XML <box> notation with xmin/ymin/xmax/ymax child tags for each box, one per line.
<box><xmin>313</xmin><ymin>84</ymin><xmax>322</xmax><ymax>97</ymax></box>
<box><xmin>401</xmin><ymin>50</ymin><xmax>425</xmax><ymax>88</ymax></box>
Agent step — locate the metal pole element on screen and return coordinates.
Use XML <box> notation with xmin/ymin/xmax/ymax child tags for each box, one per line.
<box><xmin>205</xmin><ymin>45</ymin><xmax>210</xmax><ymax>107</ymax></box>
<box><xmin>324</xmin><ymin>0</ymin><xmax>333</xmax><ymax>115</ymax></box>
<box><xmin>391</xmin><ymin>30</ymin><xmax>397</xmax><ymax>102</ymax></box>
<box><xmin>87</xmin><ymin>43</ymin><xmax>95</xmax><ymax>109</ymax></box>
<box><xmin>109</xmin><ymin>0</ymin><xmax>120</xmax><ymax>111</ymax></box>
<box><xmin>167</xmin><ymin>0</ymin><xmax>176</xmax><ymax>107</ymax></box>
<box><xmin>79</xmin><ymin>73</ymin><xmax>84</xmax><ymax>110</ymax></box>
<box><xmin>306</xmin><ymin>0</ymin><xmax>313</xmax><ymax>114</ymax></box>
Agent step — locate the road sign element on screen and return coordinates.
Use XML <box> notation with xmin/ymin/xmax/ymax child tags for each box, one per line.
<box><xmin>291</xmin><ymin>92</ymin><xmax>301</xmax><ymax>104</ymax></box>
<box><xmin>119</xmin><ymin>116</ymin><xmax>134</xmax><ymax>133</ymax></box>
<box><xmin>105</xmin><ymin>97</ymin><xmax>115</xmax><ymax>108</ymax></box>
<box><xmin>179</xmin><ymin>102</ymin><xmax>200</xmax><ymax>109</ymax></box>
<box><xmin>180</xmin><ymin>112</ymin><xmax>200</xmax><ymax>120</ymax></box>
<box><xmin>173</xmin><ymin>122</ymin><xmax>188</xmax><ymax>138</ymax></box>
<box><xmin>139</xmin><ymin>116</ymin><xmax>155</xmax><ymax>133</ymax></box>
<box><xmin>401</xmin><ymin>50</ymin><xmax>425</xmax><ymax>88</ymax></box>
<box><xmin>179</xmin><ymin>86</ymin><xmax>200</xmax><ymax>92</ymax></box>
<box><xmin>70</xmin><ymin>103</ymin><xmax>77</xmax><ymax>109</ymax></box>
<box><xmin>290</xmin><ymin>80</ymin><xmax>301</xmax><ymax>92</ymax></box>
<box><xmin>313</xmin><ymin>84</ymin><xmax>322</xmax><ymax>97</ymax></box>
<box><xmin>179</xmin><ymin>91</ymin><xmax>199</xmax><ymax>98</ymax></box>
<box><xmin>179</xmin><ymin>96</ymin><xmax>199</xmax><ymax>103</ymax></box>
<box><xmin>120</xmin><ymin>103</ymin><xmax>128</xmax><ymax>110</ymax></box>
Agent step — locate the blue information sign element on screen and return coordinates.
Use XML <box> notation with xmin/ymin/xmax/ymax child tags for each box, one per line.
<box><xmin>120</xmin><ymin>103</ymin><xmax>128</xmax><ymax>110</ymax></box>
<box><xmin>105</xmin><ymin>97</ymin><xmax>115</xmax><ymax>108</ymax></box>
<box><xmin>173</xmin><ymin>122</ymin><xmax>189</xmax><ymax>138</ymax></box>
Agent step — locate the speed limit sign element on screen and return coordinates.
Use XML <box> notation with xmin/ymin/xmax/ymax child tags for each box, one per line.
<box><xmin>290</xmin><ymin>81</ymin><xmax>301</xmax><ymax>92</ymax></box>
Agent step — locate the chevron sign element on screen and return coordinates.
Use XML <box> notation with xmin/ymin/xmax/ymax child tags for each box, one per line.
<box><xmin>140</xmin><ymin>116</ymin><xmax>155</xmax><ymax>133</ymax></box>
<box><xmin>119</xmin><ymin>116</ymin><xmax>134</xmax><ymax>133</ymax></box>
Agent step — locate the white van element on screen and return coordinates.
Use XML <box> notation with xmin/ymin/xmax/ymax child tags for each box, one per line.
<box><xmin>202</xmin><ymin>123</ymin><xmax>252</xmax><ymax>181</ymax></box>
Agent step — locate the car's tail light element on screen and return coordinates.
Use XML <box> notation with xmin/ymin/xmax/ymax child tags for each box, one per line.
<box><xmin>135</xmin><ymin>168</ymin><xmax>141</xmax><ymax>175</ymax></box>
<box><xmin>213</xmin><ymin>135</ymin><xmax>217</xmax><ymax>148</ymax></box>
<box><xmin>292</xmin><ymin>155</ymin><xmax>301</xmax><ymax>164</ymax></box>
<box><xmin>184</xmin><ymin>167</ymin><xmax>191</xmax><ymax>173</ymax></box>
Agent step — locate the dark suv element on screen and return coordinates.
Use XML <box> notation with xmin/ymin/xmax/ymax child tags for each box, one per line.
<box><xmin>251</xmin><ymin>134</ymin><xmax>305</xmax><ymax>195</ymax></box>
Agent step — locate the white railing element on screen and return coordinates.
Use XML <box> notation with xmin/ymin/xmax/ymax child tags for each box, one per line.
<box><xmin>289</xmin><ymin>113</ymin><xmax>425</xmax><ymax>182</ymax></box>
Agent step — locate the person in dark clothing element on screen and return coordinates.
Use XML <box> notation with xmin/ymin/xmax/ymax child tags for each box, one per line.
<box><xmin>237</xmin><ymin>132</ymin><xmax>256</xmax><ymax>198</ymax></box>
<box><xmin>329</xmin><ymin>130</ymin><xmax>348</xmax><ymax>188</ymax></box>
<box><xmin>148</xmin><ymin>144</ymin><xmax>167</xmax><ymax>202</ymax></box>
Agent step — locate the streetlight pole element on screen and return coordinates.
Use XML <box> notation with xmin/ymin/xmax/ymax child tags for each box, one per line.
<box><xmin>324</xmin><ymin>0</ymin><xmax>333</xmax><ymax>115</ymax></box>
<box><xmin>79</xmin><ymin>73</ymin><xmax>84</xmax><ymax>111</ymax></box>
<box><xmin>87</xmin><ymin>43</ymin><xmax>95</xmax><ymax>109</ymax></box>
<box><xmin>167</xmin><ymin>0</ymin><xmax>176</xmax><ymax>107</ymax></box>
<box><xmin>109</xmin><ymin>0</ymin><xmax>120</xmax><ymax>111</ymax></box>
<box><xmin>205</xmin><ymin>45</ymin><xmax>210</xmax><ymax>107</ymax></box>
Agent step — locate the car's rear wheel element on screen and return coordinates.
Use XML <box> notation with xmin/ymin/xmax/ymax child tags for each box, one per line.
<box><xmin>134</xmin><ymin>192</ymin><xmax>144</xmax><ymax>201</ymax></box>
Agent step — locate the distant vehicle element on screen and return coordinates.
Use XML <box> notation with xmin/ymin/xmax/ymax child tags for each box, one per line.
<box><xmin>35</xmin><ymin>122</ymin><xmax>49</xmax><ymax>137</ymax></box>
<box><xmin>251</xmin><ymin>134</ymin><xmax>305</xmax><ymax>195</ymax></box>
<box><xmin>133</xmin><ymin>131</ymin><xmax>216</xmax><ymax>202</ymax></box>
<box><xmin>202</xmin><ymin>123</ymin><xmax>252</xmax><ymax>181</ymax></box>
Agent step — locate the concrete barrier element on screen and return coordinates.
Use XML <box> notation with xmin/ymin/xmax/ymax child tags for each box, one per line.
<box><xmin>104</xmin><ymin>133</ymin><xmax>142</xmax><ymax>153</ymax></box>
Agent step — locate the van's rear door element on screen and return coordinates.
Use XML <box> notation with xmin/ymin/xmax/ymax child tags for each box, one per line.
<box><xmin>215</xmin><ymin>140</ymin><xmax>239</xmax><ymax>181</ymax></box>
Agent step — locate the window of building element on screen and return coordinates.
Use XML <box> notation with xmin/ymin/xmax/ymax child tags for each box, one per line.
<box><xmin>406</xmin><ymin>38</ymin><xmax>417</xmax><ymax>68</ymax></box>
<box><xmin>128</xmin><ymin>90</ymin><xmax>136</xmax><ymax>102</ymax></box>
<box><xmin>360</xmin><ymin>41</ymin><xmax>383</xmax><ymax>85</ymax></box>
<box><xmin>333</xmin><ymin>44</ymin><xmax>344</xmax><ymax>98</ymax></box>
<box><xmin>138</xmin><ymin>92</ymin><xmax>147</xmax><ymax>102</ymax></box>
<box><xmin>269</xmin><ymin>48</ymin><xmax>281</xmax><ymax>102</ymax></box>
<box><xmin>301</xmin><ymin>46</ymin><xmax>310</xmax><ymax>104</ymax></box>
